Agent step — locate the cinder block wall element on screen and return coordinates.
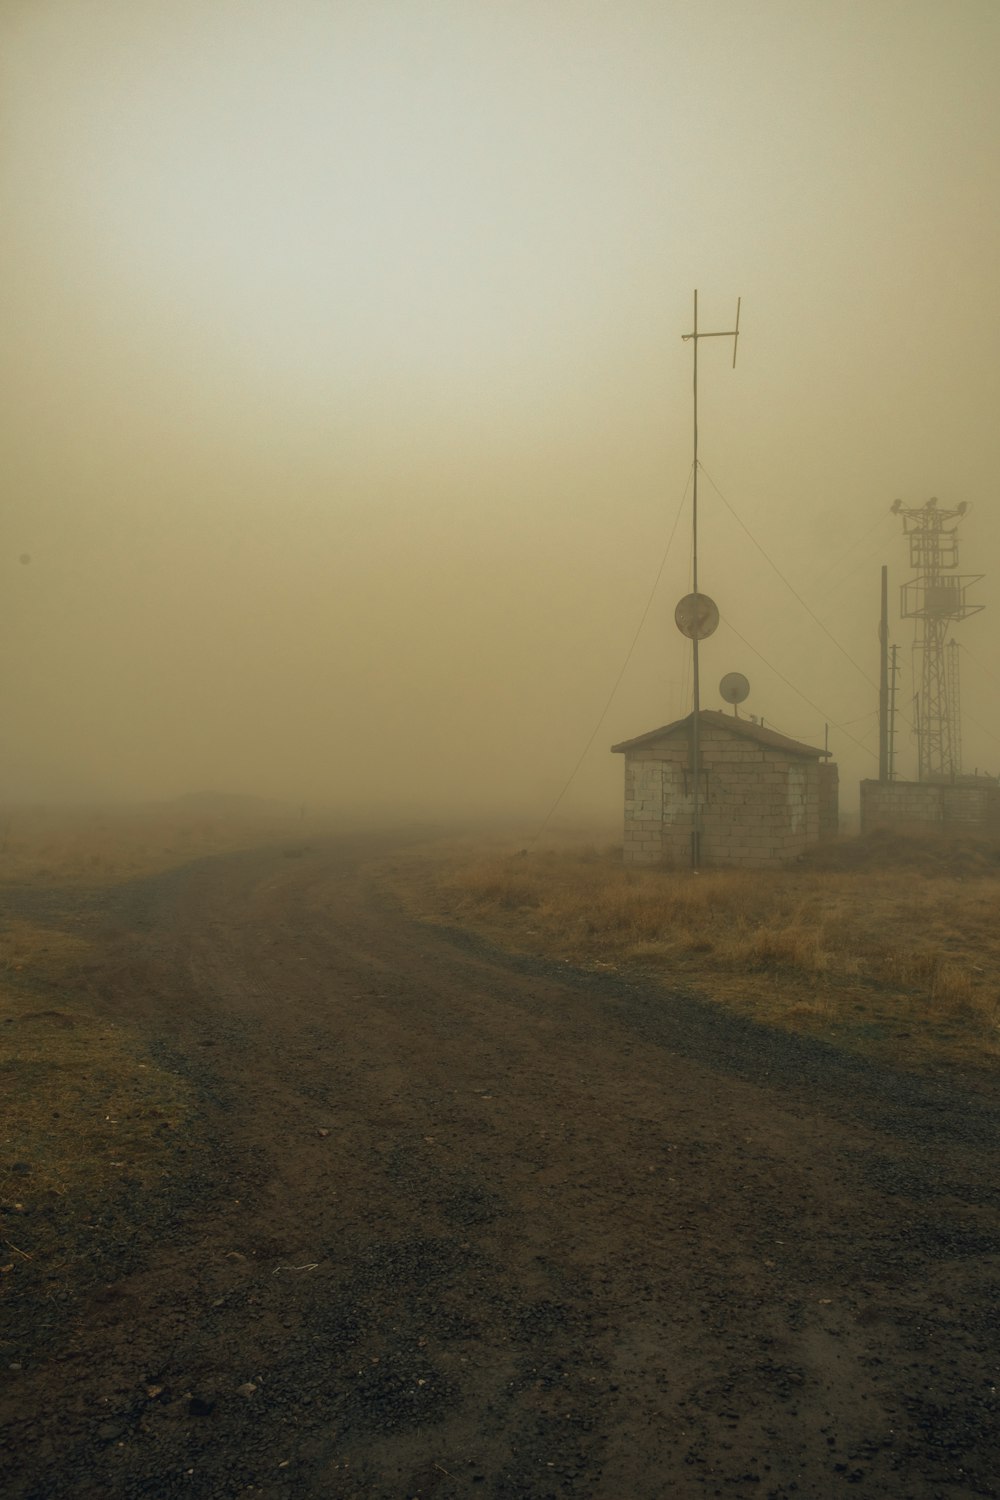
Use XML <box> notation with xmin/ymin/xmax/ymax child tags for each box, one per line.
<box><xmin>860</xmin><ymin>779</ymin><xmax>1000</xmax><ymax>835</ymax></box>
<box><xmin>622</xmin><ymin>728</ymin><xmax>831</xmax><ymax>869</ymax></box>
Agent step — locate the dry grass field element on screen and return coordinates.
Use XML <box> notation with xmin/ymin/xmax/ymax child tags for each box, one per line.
<box><xmin>376</xmin><ymin>830</ymin><xmax>1000</xmax><ymax>1073</ymax></box>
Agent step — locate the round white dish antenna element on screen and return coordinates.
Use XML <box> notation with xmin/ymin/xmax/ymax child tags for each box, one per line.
<box><xmin>719</xmin><ymin>671</ymin><xmax>750</xmax><ymax>705</ymax></box>
<box><xmin>674</xmin><ymin>592</ymin><xmax>720</xmax><ymax>640</ymax></box>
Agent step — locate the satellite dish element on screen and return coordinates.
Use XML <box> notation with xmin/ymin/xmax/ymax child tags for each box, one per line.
<box><xmin>719</xmin><ymin>672</ymin><xmax>750</xmax><ymax>705</ymax></box>
<box><xmin>674</xmin><ymin>592</ymin><xmax>720</xmax><ymax>640</ymax></box>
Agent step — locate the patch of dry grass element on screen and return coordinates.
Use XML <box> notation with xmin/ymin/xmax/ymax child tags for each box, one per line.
<box><xmin>0</xmin><ymin>965</ymin><xmax>196</xmax><ymax>1291</ymax></box>
<box><xmin>0</xmin><ymin>798</ymin><xmax>305</xmax><ymax>888</ymax></box>
<box><xmin>0</xmin><ymin>800</ymin><xmax>314</xmax><ymax>1220</ymax></box>
<box><xmin>0</xmin><ymin>989</ymin><xmax>194</xmax><ymax>1197</ymax></box>
<box><xmin>0</xmin><ymin>801</ymin><xmax>284</xmax><ymax>1292</ymax></box>
<box><xmin>376</xmin><ymin>835</ymin><xmax>1000</xmax><ymax>1071</ymax></box>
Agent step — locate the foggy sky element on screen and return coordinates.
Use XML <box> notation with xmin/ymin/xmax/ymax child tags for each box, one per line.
<box><xmin>3</xmin><ymin>1</ymin><xmax>1000</xmax><ymax>820</ymax></box>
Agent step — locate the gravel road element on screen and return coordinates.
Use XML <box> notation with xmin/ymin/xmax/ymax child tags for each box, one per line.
<box><xmin>2</xmin><ymin>834</ymin><xmax>999</xmax><ymax>1499</ymax></box>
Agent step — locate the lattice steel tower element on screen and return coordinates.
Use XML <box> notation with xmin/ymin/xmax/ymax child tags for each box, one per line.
<box><xmin>892</xmin><ymin>498</ymin><xmax>982</xmax><ymax>781</ymax></box>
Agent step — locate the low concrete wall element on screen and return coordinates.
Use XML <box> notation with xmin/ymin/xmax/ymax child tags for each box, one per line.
<box><xmin>860</xmin><ymin>778</ymin><xmax>1000</xmax><ymax>837</ymax></box>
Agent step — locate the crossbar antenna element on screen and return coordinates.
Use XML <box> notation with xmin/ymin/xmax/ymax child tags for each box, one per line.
<box><xmin>680</xmin><ymin>290</ymin><xmax>741</xmax><ymax>869</ymax></box>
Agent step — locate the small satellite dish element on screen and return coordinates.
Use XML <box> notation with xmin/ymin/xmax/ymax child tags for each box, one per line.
<box><xmin>674</xmin><ymin>592</ymin><xmax>719</xmax><ymax>640</ymax></box>
<box><xmin>719</xmin><ymin>671</ymin><xmax>750</xmax><ymax>705</ymax></box>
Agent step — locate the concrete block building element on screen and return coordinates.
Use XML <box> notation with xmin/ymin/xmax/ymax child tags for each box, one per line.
<box><xmin>612</xmin><ymin>709</ymin><xmax>838</xmax><ymax>869</ymax></box>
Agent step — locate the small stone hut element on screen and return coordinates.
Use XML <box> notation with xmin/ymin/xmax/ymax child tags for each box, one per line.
<box><xmin>612</xmin><ymin>709</ymin><xmax>838</xmax><ymax>869</ymax></box>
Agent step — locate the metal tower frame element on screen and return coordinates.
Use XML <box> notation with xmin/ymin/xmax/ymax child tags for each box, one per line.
<box><xmin>892</xmin><ymin>498</ymin><xmax>982</xmax><ymax>781</ymax></box>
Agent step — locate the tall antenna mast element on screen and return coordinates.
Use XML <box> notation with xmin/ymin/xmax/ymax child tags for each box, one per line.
<box><xmin>679</xmin><ymin>290</ymin><xmax>740</xmax><ymax>868</ymax></box>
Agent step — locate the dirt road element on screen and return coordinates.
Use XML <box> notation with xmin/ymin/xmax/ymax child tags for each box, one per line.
<box><xmin>3</xmin><ymin>835</ymin><xmax>999</xmax><ymax>1499</ymax></box>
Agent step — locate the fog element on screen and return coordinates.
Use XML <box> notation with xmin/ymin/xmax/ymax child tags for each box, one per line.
<box><xmin>3</xmin><ymin>1</ymin><xmax>999</xmax><ymax>824</ymax></box>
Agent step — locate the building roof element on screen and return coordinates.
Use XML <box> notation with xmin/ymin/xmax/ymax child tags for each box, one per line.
<box><xmin>611</xmin><ymin>709</ymin><xmax>831</xmax><ymax>759</ymax></box>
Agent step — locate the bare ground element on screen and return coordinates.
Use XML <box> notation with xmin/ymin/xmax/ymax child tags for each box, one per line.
<box><xmin>2</xmin><ymin>831</ymin><xmax>999</xmax><ymax>1499</ymax></box>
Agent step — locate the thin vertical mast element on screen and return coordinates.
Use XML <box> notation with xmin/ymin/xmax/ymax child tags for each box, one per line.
<box><xmin>879</xmin><ymin>564</ymin><xmax>889</xmax><ymax>781</ymax></box>
<box><xmin>680</xmin><ymin>291</ymin><xmax>740</xmax><ymax>869</ymax></box>
<box><xmin>691</xmin><ymin>291</ymin><xmax>701</xmax><ymax>871</ymax></box>
<box><xmin>888</xmin><ymin>644</ymin><xmax>898</xmax><ymax>780</ymax></box>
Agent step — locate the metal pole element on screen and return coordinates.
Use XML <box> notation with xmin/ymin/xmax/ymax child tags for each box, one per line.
<box><xmin>680</xmin><ymin>290</ymin><xmax>740</xmax><ymax>871</ymax></box>
<box><xmin>888</xmin><ymin>644</ymin><xmax>898</xmax><ymax>779</ymax></box>
<box><xmin>691</xmin><ymin>290</ymin><xmax>701</xmax><ymax>870</ymax></box>
<box><xmin>879</xmin><ymin>564</ymin><xmax>889</xmax><ymax>781</ymax></box>
<box><xmin>948</xmin><ymin>639</ymin><xmax>962</xmax><ymax>778</ymax></box>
